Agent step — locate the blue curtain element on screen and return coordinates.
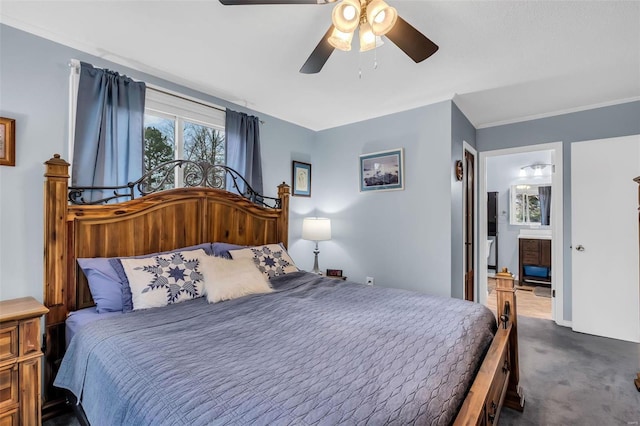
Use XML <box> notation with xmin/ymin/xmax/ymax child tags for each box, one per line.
<box><xmin>538</xmin><ymin>185</ymin><xmax>552</xmax><ymax>226</ymax></box>
<box><xmin>72</xmin><ymin>62</ymin><xmax>146</xmax><ymax>202</ymax></box>
<box><xmin>225</xmin><ymin>109</ymin><xmax>263</xmax><ymax>196</ymax></box>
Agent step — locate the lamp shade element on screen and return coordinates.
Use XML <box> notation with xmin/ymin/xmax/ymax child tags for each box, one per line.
<box><xmin>328</xmin><ymin>27</ymin><xmax>354</xmax><ymax>51</ymax></box>
<box><xmin>331</xmin><ymin>0</ymin><xmax>361</xmax><ymax>34</ymax></box>
<box><xmin>366</xmin><ymin>0</ymin><xmax>398</xmax><ymax>35</ymax></box>
<box><xmin>302</xmin><ymin>217</ymin><xmax>332</xmax><ymax>241</ymax></box>
<box><xmin>359</xmin><ymin>21</ymin><xmax>377</xmax><ymax>52</ymax></box>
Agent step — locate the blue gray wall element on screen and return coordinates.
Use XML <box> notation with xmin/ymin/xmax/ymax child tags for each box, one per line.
<box><xmin>0</xmin><ymin>24</ymin><xmax>315</xmax><ymax>302</ymax></box>
<box><xmin>477</xmin><ymin>101</ymin><xmax>640</xmax><ymax>321</ymax></box>
<box><xmin>308</xmin><ymin>102</ymin><xmax>455</xmax><ymax>296</ymax></box>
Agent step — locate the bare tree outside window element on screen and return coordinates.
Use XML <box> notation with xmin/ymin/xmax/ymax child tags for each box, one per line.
<box><xmin>143</xmin><ymin>115</ymin><xmax>225</xmax><ymax>191</ymax></box>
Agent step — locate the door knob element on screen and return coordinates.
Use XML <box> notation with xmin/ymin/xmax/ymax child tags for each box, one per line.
<box><xmin>575</xmin><ymin>245</ymin><xmax>585</xmax><ymax>252</ymax></box>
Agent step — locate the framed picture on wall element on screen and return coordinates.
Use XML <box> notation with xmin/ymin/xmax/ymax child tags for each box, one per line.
<box><xmin>359</xmin><ymin>148</ymin><xmax>404</xmax><ymax>192</ymax></box>
<box><xmin>0</xmin><ymin>117</ymin><xmax>16</xmax><ymax>166</ymax></box>
<box><xmin>292</xmin><ymin>161</ymin><xmax>311</xmax><ymax>197</ymax></box>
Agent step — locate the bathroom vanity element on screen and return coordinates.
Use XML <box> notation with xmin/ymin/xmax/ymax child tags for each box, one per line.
<box><xmin>518</xmin><ymin>234</ymin><xmax>551</xmax><ymax>285</ymax></box>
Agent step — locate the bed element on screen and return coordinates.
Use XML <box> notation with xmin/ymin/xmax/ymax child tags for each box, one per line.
<box><xmin>42</xmin><ymin>154</ymin><xmax>524</xmax><ymax>425</ymax></box>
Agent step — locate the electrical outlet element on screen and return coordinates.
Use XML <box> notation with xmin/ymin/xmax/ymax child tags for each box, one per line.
<box><xmin>366</xmin><ymin>276</ymin><xmax>374</xmax><ymax>286</ymax></box>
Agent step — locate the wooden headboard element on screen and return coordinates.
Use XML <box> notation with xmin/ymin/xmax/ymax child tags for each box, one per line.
<box><xmin>42</xmin><ymin>154</ymin><xmax>290</xmax><ymax>416</ymax></box>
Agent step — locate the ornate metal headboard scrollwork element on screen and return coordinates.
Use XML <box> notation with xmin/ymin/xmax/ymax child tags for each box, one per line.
<box><xmin>69</xmin><ymin>159</ymin><xmax>280</xmax><ymax>209</ymax></box>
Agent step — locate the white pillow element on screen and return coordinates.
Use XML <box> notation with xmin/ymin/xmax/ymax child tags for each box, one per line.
<box><xmin>119</xmin><ymin>249</ymin><xmax>212</xmax><ymax>310</ymax></box>
<box><xmin>229</xmin><ymin>243</ymin><xmax>299</xmax><ymax>279</ymax></box>
<box><xmin>203</xmin><ymin>256</ymin><xmax>273</xmax><ymax>303</ymax></box>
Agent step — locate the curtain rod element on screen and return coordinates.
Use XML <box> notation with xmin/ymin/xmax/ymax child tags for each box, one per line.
<box><xmin>146</xmin><ymin>86</ymin><xmax>226</xmax><ymax>114</ymax></box>
<box><xmin>147</xmin><ymin>86</ymin><xmax>265</xmax><ymax>125</ymax></box>
<box><xmin>68</xmin><ymin>60</ymin><xmax>264</xmax><ymax>124</ymax></box>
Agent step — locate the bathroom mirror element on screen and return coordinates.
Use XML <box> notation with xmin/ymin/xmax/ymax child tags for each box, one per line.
<box><xmin>510</xmin><ymin>184</ymin><xmax>551</xmax><ymax>225</ymax></box>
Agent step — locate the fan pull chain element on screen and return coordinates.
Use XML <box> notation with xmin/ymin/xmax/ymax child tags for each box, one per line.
<box><xmin>373</xmin><ymin>47</ymin><xmax>378</xmax><ymax>70</ymax></box>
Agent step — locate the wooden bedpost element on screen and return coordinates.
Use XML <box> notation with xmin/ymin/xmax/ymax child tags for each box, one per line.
<box><xmin>278</xmin><ymin>182</ymin><xmax>290</xmax><ymax>248</ymax></box>
<box><xmin>43</xmin><ymin>154</ymin><xmax>70</xmax><ymax>418</ymax></box>
<box><xmin>495</xmin><ymin>268</ymin><xmax>525</xmax><ymax>412</ymax></box>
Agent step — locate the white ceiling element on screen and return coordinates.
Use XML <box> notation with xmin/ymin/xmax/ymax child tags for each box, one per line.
<box><xmin>1</xmin><ymin>1</ymin><xmax>639</xmax><ymax>131</ymax></box>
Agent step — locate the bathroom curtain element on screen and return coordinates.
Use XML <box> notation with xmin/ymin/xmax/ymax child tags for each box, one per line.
<box><xmin>539</xmin><ymin>185</ymin><xmax>552</xmax><ymax>226</ymax></box>
<box><xmin>72</xmin><ymin>62</ymin><xmax>146</xmax><ymax>203</ymax></box>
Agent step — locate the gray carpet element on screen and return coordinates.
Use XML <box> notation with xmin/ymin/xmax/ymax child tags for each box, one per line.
<box><xmin>500</xmin><ymin>316</ymin><xmax>640</xmax><ymax>425</ymax></box>
<box><xmin>44</xmin><ymin>316</ymin><xmax>640</xmax><ymax>426</ymax></box>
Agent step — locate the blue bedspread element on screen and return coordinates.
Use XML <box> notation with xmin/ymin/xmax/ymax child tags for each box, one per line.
<box><xmin>54</xmin><ymin>272</ymin><xmax>496</xmax><ymax>426</ymax></box>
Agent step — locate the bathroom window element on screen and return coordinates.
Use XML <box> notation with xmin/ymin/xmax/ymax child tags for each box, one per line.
<box><xmin>510</xmin><ymin>184</ymin><xmax>542</xmax><ymax>225</ymax></box>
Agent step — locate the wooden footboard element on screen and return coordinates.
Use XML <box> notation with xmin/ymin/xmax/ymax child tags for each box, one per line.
<box><xmin>454</xmin><ymin>269</ymin><xmax>525</xmax><ymax>425</ymax></box>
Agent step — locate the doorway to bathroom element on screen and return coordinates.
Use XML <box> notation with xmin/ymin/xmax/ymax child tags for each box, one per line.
<box><xmin>479</xmin><ymin>142</ymin><xmax>564</xmax><ymax>323</ymax></box>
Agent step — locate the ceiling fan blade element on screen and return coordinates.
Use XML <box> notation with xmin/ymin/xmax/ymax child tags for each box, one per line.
<box><xmin>385</xmin><ymin>16</ymin><xmax>439</xmax><ymax>63</ymax></box>
<box><xmin>219</xmin><ymin>0</ymin><xmax>332</xmax><ymax>5</ymax></box>
<box><xmin>300</xmin><ymin>25</ymin><xmax>335</xmax><ymax>74</ymax></box>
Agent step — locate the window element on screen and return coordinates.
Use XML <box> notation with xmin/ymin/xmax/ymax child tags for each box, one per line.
<box><xmin>144</xmin><ymin>88</ymin><xmax>226</xmax><ymax>190</ymax></box>
<box><xmin>510</xmin><ymin>184</ymin><xmax>542</xmax><ymax>225</ymax></box>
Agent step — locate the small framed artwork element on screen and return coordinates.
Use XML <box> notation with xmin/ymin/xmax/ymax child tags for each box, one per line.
<box><xmin>292</xmin><ymin>160</ymin><xmax>311</xmax><ymax>197</ymax></box>
<box><xmin>0</xmin><ymin>117</ymin><xmax>16</xmax><ymax>166</ymax></box>
<box><xmin>326</xmin><ymin>269</ymin><xmax>343</xmax><ymax>277</ymax></box>
<box><xmin>359</xmin><ymin>148</ymin><xmax>404</xmax><ymax>192</ymax></box>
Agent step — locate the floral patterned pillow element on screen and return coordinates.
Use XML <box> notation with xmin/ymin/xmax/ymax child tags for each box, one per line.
<box><xmin>230</xmin><ymin>243</ymin><xmax>298</xmax><ymax>279</ymax></box>
<box><xmin>119</xmin><ymin>249</ymin><xmax>212</xmax><ymax>310</ymax></box>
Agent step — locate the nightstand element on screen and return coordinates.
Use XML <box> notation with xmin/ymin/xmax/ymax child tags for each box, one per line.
<box><xmin>320</xmin><ymin>273</ymin><xmax>347</xmax><ymax>281</ymax></box>
<box><xmin>0</xmin><ymin>297</ymin><xmax>49</xmax><ymax>426</ymax></box>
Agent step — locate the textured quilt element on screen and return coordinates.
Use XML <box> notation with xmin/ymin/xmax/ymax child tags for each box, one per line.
<box><xmin>54</xmin><ymin>272</ymin><xmax>496</xmax><ymax>426</ymax></box>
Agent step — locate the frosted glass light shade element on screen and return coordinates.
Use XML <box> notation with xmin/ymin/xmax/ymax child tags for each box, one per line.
<box><xmin>302</xmin><ymin>217</ymin><xmax>332</xmax><ymax>241</ymax></box>
<box><xmin>332</xmin><ymin>0</ymin><xmax>361</xmax><ymax>33</ymax></box>
<box><xmin>359</xmin><ymin>21</ymin><xmax>377</xmax><ymax>52</ymax></box>
<box><xmin>366</xmin><ymin>0</ymin><xmax>398</xmax><ymax>35</ymax></box>
<box><xmin>328</xmin><ymin>28</ymin><xmax>354</xmax><ymax>51</ymax></box>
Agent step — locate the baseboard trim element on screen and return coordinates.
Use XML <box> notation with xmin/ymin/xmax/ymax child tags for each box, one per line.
<box><xmin>554</xmin><ymin>319</ymin><xmax>572</xmax><ymax>328</ymax></box>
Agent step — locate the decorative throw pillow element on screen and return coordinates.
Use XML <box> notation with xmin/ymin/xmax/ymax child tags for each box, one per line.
<box><xmin>77</xmin><ymin>258</ymin><xmax>123</xmax><ymax>313</ymax></box>
<box><xmin>78</xmin><ymin>243</ymin><xmax>214</xmax><ymax>313</ymax></box>
<box><xmin>230</xmin><ymin>243</ymin><xmax>298</xmax><ymax>279</ymax></box>
<box><xmin>118</xmin><ymin>249</ymin><xmax>212</xmax><ymax>311</ymax></box>
<box><xmin>202</xmin><ymin>257</ymin><xmax>273</xmax><ymax>303</ymax></box>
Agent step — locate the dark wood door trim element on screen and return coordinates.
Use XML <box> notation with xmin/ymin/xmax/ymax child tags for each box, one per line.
<box><xmin>464</xmin><ymin>149</ymin><xmax>475</xmax><ymax>302</ymax></box>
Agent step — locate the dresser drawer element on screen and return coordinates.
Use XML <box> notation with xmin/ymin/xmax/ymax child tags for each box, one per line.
<box><xmin>19</xmin><ymin>318</ymin><xmax>40</xmax><ymax>357</ymax></box>
<box><xmin>0</xmin><ymin>325</ymin><xmax>18</xmax><ymax>362</ymax></box>
<box><xmin>0</xmin><ymin>406</ymin><xmax>18</xmax><ymax>426</ymax></box>
<box><xmin>522</xmin><ymin>251</ymin><xmax>539</xmax><ymax>265</ymax></box>
<box><xmin>0</xmin><ymin>363</ymin><xmax>18</xmax><ymax>411</ymax></box>
<box><xmin>520</xmin><ymin>239</ymin><xmax>539</xmax><ymax>253</ymax></box>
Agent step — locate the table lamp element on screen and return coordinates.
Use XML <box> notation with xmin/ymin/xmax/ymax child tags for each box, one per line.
<box><xmin>302</xmin><ymin>217</ymin><xmax>331</xmax><ymax>274</ymax></box>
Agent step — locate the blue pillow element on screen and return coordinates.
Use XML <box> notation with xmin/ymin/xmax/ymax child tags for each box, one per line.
<box><xmin>77</xmin><ymin>258</ymin><xmax>123</xmax><ymax>313</ymax></box>
<box><xmin>211</xmin><ymin>242</ymin><xmax>246</xmax><ymax>259</ymax></box>
<box><xmin>77</xmin><ymin>243</ymin><xmax>214</xmax><ymax>313</ymax></box>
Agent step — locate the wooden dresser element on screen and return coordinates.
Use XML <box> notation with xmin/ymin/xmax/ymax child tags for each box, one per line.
<box><xmin>518</xmin><ymin>237</ymin><xmax>552</xmax><ymax>285</ymax></box>
<box><xmin>0</xmin><ymin>297</ymin><xmax>49</xmax><ymax>425</ymax></box>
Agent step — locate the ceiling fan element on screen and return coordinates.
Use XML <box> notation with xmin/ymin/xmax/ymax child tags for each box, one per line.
<box><xmin>219</xmin><ymin>0</ymin><xmax>439</xmax><ymax>74</ymax></box>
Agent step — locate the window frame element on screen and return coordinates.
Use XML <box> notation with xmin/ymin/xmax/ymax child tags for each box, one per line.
<box><xmin>510</xmin><ymin>184</ymin><xmax>544</xmax><ymax>225</ymax></box>
<box><xmin>144</xmin><ymin>87</ymin><xmax>226</xmax><ymax>188</ymax></box>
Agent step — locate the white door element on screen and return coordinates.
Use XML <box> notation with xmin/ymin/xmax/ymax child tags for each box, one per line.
<box><xmin>571</xmin><ymin>134</ymin><xmax>640</xmax><ymax>343</ymax></box>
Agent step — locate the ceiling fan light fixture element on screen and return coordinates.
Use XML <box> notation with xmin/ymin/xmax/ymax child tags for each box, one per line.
<box><xmin>358</xmin><ymin>21</ymin><xmax>377</xmax><ymax>52</ymax></box>
<box><xmin>332</xmin><ymin>0</ymin><xmax>361</xmax><ymax>33</ymax></box>
<box><xmin>366</xmin><ymin>0</ymin><xmax>397</xmax><ymax>35</ymax></box>
<box><xmin>328</xmin><ymin>27</ymin><xmax>354</xmax><ymax>51</ymax></box>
